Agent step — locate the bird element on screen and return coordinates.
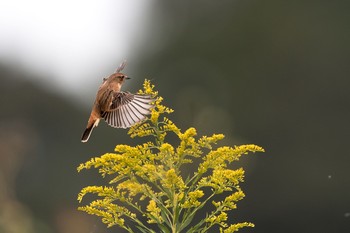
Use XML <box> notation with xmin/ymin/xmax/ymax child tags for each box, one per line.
<box><xmin>81</xmin><ymin>61</ymin><xmax>154</xmax><ymax>142</ymax></box>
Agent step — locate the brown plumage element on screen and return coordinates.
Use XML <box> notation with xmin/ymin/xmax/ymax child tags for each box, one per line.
<box><xmin>81</xmin><ymin>62</ymin><xmax>154</xmax><ymax>142</ymax></box>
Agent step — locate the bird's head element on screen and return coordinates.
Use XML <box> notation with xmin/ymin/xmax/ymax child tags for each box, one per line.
<box><xmin>109</xmin><ymin>72</ymin><xmax>130</xmax><ymax>84</ymax></box>
<box><xmin>102</xmin><ymin>61</ymin><xmax>130</xmax><ymax>86</ymax></box>
<box><xmin>113</xmin><ymin>61</ymin><xmax>130</xmax><ymax>84</ymax></box>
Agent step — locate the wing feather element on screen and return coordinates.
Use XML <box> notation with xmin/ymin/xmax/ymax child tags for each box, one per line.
<box><xmin>102</xmin><ymin>91</ymin><xmax>154</xmax><ymax>128</ymax></box>
<box><xmin>128</xmin><ymin>104</ymin><xmax>144</xmax><ymax>122</ymax></box>
<box><xmin>123</xmin><ymin>105</ymin><xmax>134</xmax><ymax>126</ymax></box>
<box><xmin>125</xmin><ymin>103</ymin><xmax>142</xmax><ymax>123</ymax></box>
<box><xmin>120</xmin><ymin>106</ymin><xmax>128</xmax><ymax>128</ymax></box>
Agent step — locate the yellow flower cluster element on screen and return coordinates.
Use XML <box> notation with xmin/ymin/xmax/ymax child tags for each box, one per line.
<box><xmin>77</xmin><ymin>79</ymin><xmax>264</xmax><ymax>232</ymax></box>
<box><xmin>221</xmin><ymin>222</ymin><xmax>255</xmax><ymax>233</ymax></box>
<box><xmin>198</xmin><ymin>145</ymin><xmax>264</xmax><ymax>174</ymax></box>
<box><xmin>161</xmin><ymin>168</ymin><xmax>186</xmax><ymax>190</ymax></box>
<box><xmin>146</xmin><ymin>200</ymin><xmax>163</xmax><ymax>224</ymax></box>
<box><xmin>207</xmin><ymin>211</ymin><xmax>228</xmax><ymax>226</ymax></box>
<box><xmin>182</xmin><ymin>190</ymin><xmax>204</xmax><ymax>208</ymax></box>
<box><xmin>212</xmin><ymin>190</ymin><xmax>245</xmax><ymax>212</ymax></box>
<box><xmin>198</xmin><ymin>168</ymin><xmax>245</xmax><ymax>194</ymax></box>
<box><xmin>78</xmin><ymin>197</ymin><xmax>135</xmax><ymax>228</ymax></box>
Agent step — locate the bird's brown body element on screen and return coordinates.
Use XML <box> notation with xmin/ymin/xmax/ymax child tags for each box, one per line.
<box><xmin>81</xmin><ymin>62</ymin><xmax>154</xmax><ymax>142</ymax></box>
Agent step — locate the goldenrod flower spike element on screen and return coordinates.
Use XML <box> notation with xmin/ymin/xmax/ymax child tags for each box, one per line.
<box><xmin>77</xmin><ymin>79</ymin><xmax>264</xmax><ymax>232</ymax></box>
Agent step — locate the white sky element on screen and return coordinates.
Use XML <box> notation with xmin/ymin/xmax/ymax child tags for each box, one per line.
<box><xmin>0</xmin><ymin>0</ymin><xmax>153</xmax><ymax>103</ymax></box>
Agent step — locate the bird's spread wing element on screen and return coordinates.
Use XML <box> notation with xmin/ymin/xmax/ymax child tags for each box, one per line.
<box><xmin>101</xmin><ymin>92</ymin><xmax>154</xmax><ymax>128</ymax></box>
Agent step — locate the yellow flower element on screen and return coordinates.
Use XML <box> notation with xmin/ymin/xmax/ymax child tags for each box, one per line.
<box><xmin>161</xmin><ymin>168</ymin><xmax>186</xmax><ymax>190</ymax></box>
<box><xmin>198</xmin><ymin>145</ymin><xmax>264</xmax><ymax>174</ymax></box>
<box><xmin>221</xmin><ymin>222</ymin><xmax>255</xmax><ymax>233</ymax></box>
<box><xmin>207</xmin><ymin>212</ymin><xmax>228</xmax><ymax>225</ymax></box>
<box><xmin>162</xmin><ymin>117</ymin><xmax>180</xmax><ymax>134</ymax></box>
<box><xmin>151</xmin><ymin>109</ymin><xmax>160</xmax><ymax>124</ymax></box>
<box><xmin>117</xmin><ymin>180</ymin><xmax>144</xmax><ymax>197</ymax></box>
<box><xmin>198</xmin><ymin>134</ymin><xmax>225</xmax><ymax>149</ymax></box>
<box><xmin>182</xmin><ymin>190</ymin><xmax>204</xmax><ymax>208</ymax></box>
<box><xmin>146</xmin><ymin>200</ymin><xmax>163</xmax><ymax>223</ymax></box>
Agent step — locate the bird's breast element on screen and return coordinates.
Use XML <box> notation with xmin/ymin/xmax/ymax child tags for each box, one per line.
<box><xmin>109</xmin><ymin>82</ymin><xmax>122</xmax><ymax>92</ymax></box>
<box><xmin>96</xmin><ymin>88</ymin><xmax>114</xmax><ymax>112</ymax></box>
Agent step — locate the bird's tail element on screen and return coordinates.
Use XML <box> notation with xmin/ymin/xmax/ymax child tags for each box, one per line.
<box><xmin>81</xmin><ymin>126</ymin><xmax>93</xmax><ymax>143</ymax></box>
<box><xmin>81</xmin><ymin>119</ymin><xmax>99</xmax><ymax>143</ymax></box>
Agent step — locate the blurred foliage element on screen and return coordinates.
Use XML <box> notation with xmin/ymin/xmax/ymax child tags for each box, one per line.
<box><xmin>0</xmin><ymin>64</ymin><xmax>120</xmax><ymax>232</ymax></box>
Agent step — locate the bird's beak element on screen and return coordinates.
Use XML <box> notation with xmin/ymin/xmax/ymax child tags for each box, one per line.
<box><xmin>125</xmin><ymin>76</ymin><xmax>131</xmax><ymax>80</ymax></box>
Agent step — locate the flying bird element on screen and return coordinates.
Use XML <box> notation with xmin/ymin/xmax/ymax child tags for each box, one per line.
<box><xmin>81</xmin><ymin>61</ymin><xmax>154</xmax><ymax>142</ymax></box>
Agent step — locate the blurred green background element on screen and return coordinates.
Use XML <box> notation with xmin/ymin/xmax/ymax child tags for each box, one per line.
<box><xmin>1</xmin><ymin>1</ymin><xmax>350</xmax><ymax>232</ymax></box>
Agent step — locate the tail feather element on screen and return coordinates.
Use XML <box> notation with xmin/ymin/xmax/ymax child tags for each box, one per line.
<box><xmin>81</xmin><ymin>126</ymin><xmax>94</xmax><ymax>143</ymax></box>
<box><xmin>81</xmin><ymin>118</ymin><xmax>100</xmax><ymax>143</ymax></box>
